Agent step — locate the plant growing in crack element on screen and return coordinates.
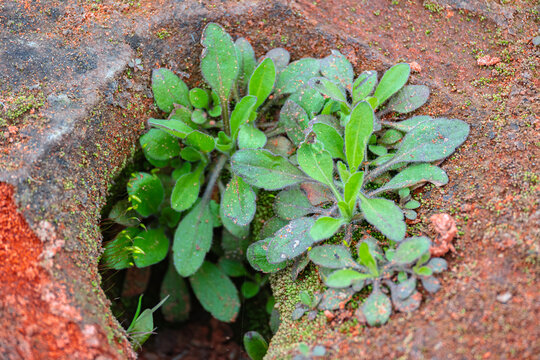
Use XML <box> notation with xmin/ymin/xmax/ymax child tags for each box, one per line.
<box><xmin>237</xmin><ymin>59</ymin><xmax>469</xmax><ymax>325</ymax></box>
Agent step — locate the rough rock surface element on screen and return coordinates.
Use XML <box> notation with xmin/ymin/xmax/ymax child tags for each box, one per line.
<box><xmin>0</xmin><ymin>0</ymin><xmax>538</xmax><ymax>359</ymax></box>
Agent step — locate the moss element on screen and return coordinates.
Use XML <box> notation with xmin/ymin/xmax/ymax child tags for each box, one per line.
<box><xmin>0</xmin><ymin>90</ymin><xmax>45</xmax><ymax>127</ymax></box>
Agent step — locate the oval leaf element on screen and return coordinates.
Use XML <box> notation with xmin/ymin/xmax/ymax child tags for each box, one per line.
<box><xmin>266</xmin><ymin>217</ymin><xmax>316</xmax><ymax>264</ymax></box>
<box><xmin>345</xmin><ymin>101</ymin><xmax>374</xmax><ymax>172</ymax></box>
<box><xmin>230</xmin><ymin>95</ymin><xmax>257</xmax><ymax>139</ymax></box>
<box><xmin>276</xmin><ymin>58</ymin><xmax>320</xmax><ymax>95</ymax></box>
<box><xmin>274</xmin><ymin>187</ymin><xmax>313</xmax><ymax>221</ymax></box>
<box><xmin>310</xmin><ymin>217</ymin><xmax>344</xmax><ymax>242</ymax></box>
<box><xmin>243</xmin><ymin>331</ymin><xmax>268</xmax><ymax>360</ymax></box>
<box><xmin>235</xmin><ymin>38</ymin><xmax>256</xmax><ymax>90</ymax></box>
<box><xmin>359</xmin><ymin>194</ymin><xmax>406</xmax><ymax>242</ymax></box>
<box><xmin>127</xmin><ymin>172</ymin><xmax>164</xmax><ymax>217</ymax></box>
<box><xmin>362</xmin><ymin>289</ymin><xmax>392</xmax><ymax>326</ymax></box>
<box><xmin>221</xmin><ymin>175</ymin><xmax>256</xmax><ymax>226</ymax></box>
<box><xmin>133</xmin><ymin>228</ymin><xmax>169</xmax><ymax>268</ymax></box>
<box><xmin>247</xmin><ymin>239</ymin><xmax>289</xmax><ymax>273</ymax></box>
<box><xmin>392</xmin><ymin>236</ymin><xmax>431</xmax><ymax>265</ymax></box>
<box><xmin>279</xmin><ymin>100</ymin><xmax>310</xmax><ymax>145</ymax></box>
<box><xmin>320</xmin><ymin>50</ymin><xmax>354</xmax><ymax>90</ymax></box>
<box><xmin>170</xmin><ymin>169</ymin><xmax>202</xmax><ymax>212</ymax></box>
<box><xmin>308</xmin><ymin>245</ymin><xmax>356</xmax><ymax>269</ymax></box>
<box><xmin>297</xmin><ymin>143</ymin><xmax>335</xmax><ymax>187</ymax></box>
<box><xmin>385</xmin><ymin>85</ymin><xmax>430</xmax><ymax>114</ymax></box>
<box><xmin>249</xmin><ymin>58</ymin><xmax>276</xmax><ymax>109</ymax></box>
<box><xmin>373</xmin><ymin>63</ymin><xmax>411</xmax><ymax>107</ymax></box>
<box><xmin>374</xmin><ymin>164</ymin><xmax>448</xmax><ymax>194</ymax></box>
<box><xmin>152</xmin><ymin>68</ymin><xmax>190</xmax><ymax>113</ymax></box>
<box><xmin>325</xmin><ymin>269</ymin><xmax>371</xmax><ymax>288</ymax></box>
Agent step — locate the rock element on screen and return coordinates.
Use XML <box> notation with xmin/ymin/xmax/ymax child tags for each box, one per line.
<box><xmin>410</xmin><ymin>61</ymin><xmax>422</xmax><ymax>73</ymax></box>
<box><xmin>477</xmin><ymin>55</ymin><xmax>501</xmax><ymax>66</ymax></box>
<box><xmin>496</xmin><ymin>292</ymin><xmax>512</xmax><ymax>304</ymax></box>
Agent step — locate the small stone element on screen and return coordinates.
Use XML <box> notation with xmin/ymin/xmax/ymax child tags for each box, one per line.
<box><xmin>496</xmin><ymin>292</ymin><xmax>512</xmax><ymax>304</ymax></box>
<box><xmin>410</xmin><ymin>61</ymin><xmax>422</xmax><ymax>73</ymax></box>
<box><xmin>477</xmin><ymin>55</ymin><xmax>501</xmax><ymax>66</ymax></box>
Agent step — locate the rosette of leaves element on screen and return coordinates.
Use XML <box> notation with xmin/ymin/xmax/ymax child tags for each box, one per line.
<box><xmin>234</xmin><ymin>55</ymin><xmax>469</xmax><ymax>324</ymax></box>
<box><xmin>101</xmin><ymin>22</ymin><xmax>324</xmax><ymax>333</ymax></box>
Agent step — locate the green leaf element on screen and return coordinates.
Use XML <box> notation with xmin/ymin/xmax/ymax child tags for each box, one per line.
<box><xmin>392</xmin><ymin>236</ymin><xmax>431</xmax><ymax>265</ymax></box>
<box><xmin>189</xmin><ymin>261</ymin><xmax>240</xmax><ymax>322</ymax></box>
<box><xmin>427</xmin><ymin>258</ymin><xmax>448</xmax><ymax>273</ymax></box>
<box><xmin>278</xmin><ymin>100</ymin><xmax>310</xmax><ymax>145</ymax></box>
<box><xmin>414</xmin><ymin>266</ymin><xmax>433</xmax><ymax>276</ymax></box>
<box><xmin>230</xmin><ymin>95</ymin><xmax>258</xmax><ymax>140</ymax></box>
<box><xmin>320</xmin><ymin>50</ymin><xmax>354</xmax><ymax>90</ymax></box>
<box><xmin>101</xmin><ymin>227</ymin><xmax>139</xmax><ymax>270</ymax></box>
<box><xmin>258</xmin><ymin>217</ymin><xmax>289</xmax><ymax>240</ymax></box>
<box><xmin>127</xmin><ymin>172</ymin><xmax>164</xmax><ymax>217</ymax></box>
<box><xmin>308</xmin><ymin>245</ymin><xmax>356</xmax><ymax>269</ymax></box>
<box><xmin>243</xmin><ymin>331</ymin><xmax>268</xmax><ymax>360</ymax></box>
<box><xmin>392</xmin><ymin>118</ymin><xmax>470</xmax><ymax>163</ymax></box>
<box><xmin>373</xmin><ymin>63</ymin><xmax>411</xmax><ymax>107</ymax></box>
<box><xmin>421</xmin><ymin>276</ymin><xmax>441</xmax><ymax>293</ymax></box>
<box><xmin>148</xmin><ymin>118</ymin><xmax>193</xmax><ymax>139</ymax></box>
<box><xmin>368</xmin><ymin>145</ymin><xmax>388</xmax><ymax>157</ymax></box>
<box><xmin>216</xmin><ymin>131</ymin><xmax>233</xmax><ymax>153</ymax></box>
<box><xmin>152</xmin><ymin>68</ymin><xmax>190</xmax><ymax>113</ymax></box>
<box><xmin>238</xmin><ymin>123</ymin><xmax>267</xmax><ymax>149</ymax></box>
<box><xmin>184</xmin><ymin>130</ymin><xmax>215</xmax><ymax>153</ymax></box>
<box><xmin>362</xmin><ymin>289</ymin><xmax>392</xmax><ymax>326</ymax></box>
<box><xmin>133</xmin><ymin>228</ymin><xmax>169</xmax><ymax>268</ymax></box>
<box><xmin>220</xmin><ymin>203</ymin><xmax>251</xmax><ymax>240</ymax></box>
<box><xmin>310</xmin><ymin>217</ymin><xmax>344</xmax><ymax>242</ymax></box>
<box><xmin>297</xmin><ymin>143</ymin><xmax>334</xmax><ymax>187</ymax></box>
<box><xmin>173</xmin><ymin>201</ymin><xmax>213</xmax><ymax>276</ymax></box>
<box><xmin>231</xmin><ymin>149</ymin><xmax>309</xmax><ymax>190</ymax></box>
<box><xmin>274</xmin><ymin>187</ymin><xmax>313</xmax><ymax>220</ymax></box>
<box><xmin>266</xmin><ymin>217</ymin><xmax>316</xmax><ymax>264</ymax></box>
<box><xmin>200</xmin><ymin>23</ymin><xmax>239</xmax><ymax>104</ymax></box>
<box><xmin>357</xmin><ymin>242</ymin><xmax>378</xmax><ymax>276</ymax></box>
<box><xmin>140</xmin><ymin>128</ymin><xmax>181</xmax><ymax>163</ymax></box>
<box><xmin>344</xmin><ymin>171</ymin><xmax>364</xmax><ymax>206</ymax></box>
<box><xmin>180</xmin><ymin>147</ymin><xmax>203</xmax><ymax>162</ymax></box>
<box><xmin>325</xmin><ymin>269</ymin><xmax>371</xmax><ymax>288</ymax></box>
<box><xmin>170</xmin><ymin>168</ymin><xmax>202</xmax><ymax>212</ymax></box>
<box><xmin>379</xmin><ymin>129</ymin><xmax>403</xmax><ymax>145</ymax></box>
<box><xmin>160</xmin><ymin>263</ymin><xmax>190</xmax><ymax>322</ymax></box>
<box><xmin>249</xmin><ymin>58</ymin><xmax>276</xmax><ymax>109</ymax></box>
<box><xmin>404</xmin><ymin>200</ymin><xmax>420</xmax><ymax>209</ymax></box>
<box><xmin>218</xmin><ymin>257</ymin><xmax>247</xmax><ymax>277</ymax></box>
<box><xmin>374</xmin><ymin>164</ymin><xmax>448</xmax><ymax>195</ymax></box>
<box><xmin>358</xmin><ymin>194</ymin><xmax>406</xmax><ymax>242</ymax></box>
<box><xmin>352</xmin><ymin>70</ymin><xmax>377</xmax><ymax>103</ymax></box>
<box><xmin>128</xmin><ymin>297</ymin><xmax>169</xmax><ymax>350</ymax></box>
<box><xmin>221</xmin><ymin>175</ymin><xmax>256</xmax><ymax>226</ymax></box>
<box><xmin>357</xmin><ymin>236</ymin><xmax>385</xmax><ymax>263</ymax></box>
<box><xmin>312</xmin><ymin>121</ymin><xmax>345</xmax><ymax>159</ymax></box>
<box><xmin>235</xmin><ymin>37</ymin><xmax>256</xmax><ymax>90</ymax></box>
<box><xmin>247</xmin><ymin>239</ymin><xmax>289</xmax><ymax>273</ymax></box>
<box><xmin>317</xmin><ymin>288</ymin><xmax>355</xmax><ymax>310</ymax></box>
<box><xmin>299</xmin><ymin>291</ymin><xmax>313</xmax><ymax>307</ymax></box>
<box><xmin>384</xmin><ymin>115</ymin><xmax>432</xmax><ymax>132</ymax></box>
<box><xmin>264</xmin><ymin>48</ymin><xmax>290</xmax><ymax>72</ymax></box>
<box><xmin>396</xmin><ymin>277</ymin><xmax>417</xmax><ymax>300</ymax></box>
<box><xmin>241</xmin><ymin>281</ymin><xmax>260</xmax><ymax>299</ymax></box>
<box><xmin>345</xmin><ymin>101</ymin><xmax>374</xmax><ymax>172</ymax></box>
<box><xmin>337</xmin><ymin>161</ymin><xmax>350</xmax><ymax>184</ymax></box>
<box><xmin>276</xmin><ymin>58</ymin><xmax>320</xmax><ymax>95</ymax></box>
<box><xmin>385</xmin><ymin>85</ymin><xmax>430</xmax><ymax>114</ymax></box>
<box><xmin>309</xmin><ymin>77</ymin><xmax>347</xmax><ymax>103</ymax></box>
<box><xmin>288</xmin><ymin>86</ymin><xmax>325</xmax><ymax>118</ymax></box>
<box><xmin>189</xmin><ymin>88</ymin><xmax>209</xmax><ymax>109</ymax></box>
<box><xmin>191</xmin><ymin>109</ymin><xmax>207</xmax><ymax>125</ymax></box>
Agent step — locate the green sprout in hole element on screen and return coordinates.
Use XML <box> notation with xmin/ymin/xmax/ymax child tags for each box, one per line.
<box><xmin>100</xmin><ymin>22</ymin><xmax>470</xmax><ymax>355</ymax></box>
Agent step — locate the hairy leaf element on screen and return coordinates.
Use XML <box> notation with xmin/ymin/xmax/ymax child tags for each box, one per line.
<box><xmin>133</xmin><ymin>228</ymin><xmax>169</xmax><ymax>268</ymax></box>
<box><xmin>312</xmin><ymin>121</ymin><xmax>345</xmax><ymax>159</ymax></box>
<box><xmin>266</xmin><ymin>217</ymin><xmax>316</xmax><ymax>264</ymax></box>
<box><xmin>274</xmin><ymin>187</ymin><xmax>313</xmax><ymax>221</ymax></box>
<box><xmin>238</xmin><ymin>123</ymin><xmax>267</xmax><ymax>149</ymax></box>
<box><xmin>288</xmin><ymin>86</ymin><xmax>325</xmax><ymax>118</ymax></box>
<box><xmin>221</xmin><ymin>175</ymin><xmax>256</xmax><ymax>226</ymax></box>
<box><xmin>421</xmin><ymin>276</ymin><xmax>441</xmax><ymax>293</ymax></box>
<box><xmin>297</xmin><ymin>143</ymin><xmax>334</xmax><ymax>187</ymax></box>
<box><xmin>427</xmin><ymin>258</ymin><xmax>448</xmax><ymax>273</ymax></box>
<box><xmin>308</xmin><ymin>244</ymin><xmax>356</xmax><ymax>269</ymax></box>
<box><xmin>249</xmin><ymin>58</ymin><xmax>276</xmax><ymax>109</ymax></box>
<box><xmin>317</xmin><ymin>288</ymin><xmax>355</xmax><ymax>310</ymax></box>
<box><xmin>310</xmin><ymin>217</ymin><xmax>345</xmax><ymax>242</ymax></box>
<box><xmin>264</xmin><ymin>48</ymin><xmax>290</xmax><ymax>72</ymax></box>
<box><xmin>359</xmin><ymin>194</ymin><xmax>406</xmax><ymax>242</ymax></box>
<box><xmin>230</xmin><ymin>95</ymin><xmax>257</xmax><ymax>140</ymax></box>
<box><xmin>149</xmin><ymin>118</ymin><xmax>194</xmax><ymax>139</ymax></box>
<box><xmin>357</xmin><ymin>242</ymin><xmax>378</xmax><ymax>276</ymax></box>
<box><xmin>374</xmin><ymin>164</ymin><xmax>448</xmax><ymax>194</ymax></box>
<box><xmin>184</xmin><ymin>130</ymin><xmax>215</xmax><ymax>153</ymax></box>
<box><xmin>170</xmin><ymin>168</ymin><xmax>202</xmax><ymax>212</ymax></box>
<box><xmin>276</xmin><ymin>58</ymin><xmax>320</xmax><ymax>95</ymax></box>
<box><xmin>396</xmin><ymin>277</ymin><xmax>417</xmax><ymax>300</ymax></box>
<box><xmin>362</xmin><ymin>289</ymin><xmax>392</xmax><ymax>326</ymax></box>
<box><xmin>140</xmin><ymin>128</ymin><xmax>181</xmax><ymax>163</ymax></box>
<box><xmin>279</xmin><ymin>100</ymin><xmax>310</xmax><ymax>145</ymax></box>
<box><xmin>352</xmin><ymin>70</ymin><xmax>378</xmax><ymax>103</ymax></box>
<box><xmin>152</xmin><ymin>68</ymin><xmax>190</xmax><ymax>113</ymax></box>
<box><xmin>392</xmin><ymin>236</ymin><xmax>431</xmax><ymax>265</ymax></box>
<box><xmin>345</xmin><ymin>101</ymin><xmax>374</xmax><ymax>172</ymax></box>
<box><xmin>325</xmin><ymin>269</ymin><xmax>371</xmax><ymax>288</ymax></box>
<box><xmin>309</xmin><ymin>77</ymin><xmax>347</xmax><ymax>103</ymax></box>
<box><xmin>384</xmin><ymin>115</ymin><xmax>432</xmax><ymax>132</ymax></box>
<box><xmin>247</xmin><ymin>239</ymin><xmax>289</xmax><ymax>273</ymax></box>
<box><xmin>189</xmin><ymin>261</ymin><xmax>240</xmax><ymax>322</ymax></box>
<box><xmin>373</xmin><ymin>63</ymin><xmax>411</xmax><ymax>107</ymax></box>
<box><xmin>385</xmin><ymin>85</ymin><xmax>430</xmax><ymax>114</ymax></box>
<box><xmin>127</xmin><ymin>172</ymin><xmax>164</xmax><ymax>217</ymax></box>
<box><xmin>235</xmin><ymin>38</ymin><xmax>256</xmax><ymax>90</ymax></box>
<box><xmin>320</xmin><ymin>50</ymin><xmax>354</xmax><ymax>90</ymax></box>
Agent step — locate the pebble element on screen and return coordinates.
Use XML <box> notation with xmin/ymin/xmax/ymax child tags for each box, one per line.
<box><xmin>496</xmin><ymin>292</ymin><xmax>512</xmax><ymax>304</ymax></box>
<box><xmin>477</xmin><ymin>55</ymin><xmax>501</xmax><ymax>66</ymax></box>
<box><xmin>410</xmin><ymin>61</ymin><xmax>422</xmax><ymax>73</ymax></box>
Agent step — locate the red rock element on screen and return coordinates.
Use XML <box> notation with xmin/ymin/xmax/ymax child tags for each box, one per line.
<box><xmin>477</xmin><ymin>55</ymin><xmax>501</xmax><ymax>66</ymax></box>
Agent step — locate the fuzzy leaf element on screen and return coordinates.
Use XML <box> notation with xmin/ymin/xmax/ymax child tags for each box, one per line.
<box><xmin>362</xmin><ymin>289</ymin><xmax>392</xmax><ymax>326</ymax></box>
<box><xmin>352</xmin><ymin>70</ymin><xmax>378</xmax><ymax>103</ymax></box>
<box><xmin>396</xmin><ymin>277</ymin><xmax>417</xmax><ymax>300</ymax></box>
<box><xmin>184</xmin><ymin>130</ymin><xmax>215</xmax><ymax>153</ymax></box>
<box><xmin>170</xmin><ymin>168</ymin><xmax>202</xmax><ymax>212</ymax></box>
<box><xmin>309</xmin><ymin>77</ymin><xmax>347</xmax><ymax>103</ymax></box>
<box><xmin>345</xmin><ymin>101</ymin><xmax>374</xmax><ymax>172</ymax></box>
<box><xmin>357</xmin><ymin>242</ymin><xmax>379</xmax><ymax>276</ymax></box>
<box><xmin>391</xmin><ymin>289</ymin><xmax>422</xmax><ymax>313</ymax></box>
<box><xmin>173</xmin><ymin>202</ymin><xmax>213</xmax><ymax>277</ymax></box>
<box><xmin>140</xmin><ymin>129</ymin><xmax>181</xmax><ymax>162</ymax></box>
<box><xmin>160</xmin><ymin>263</ymin><xmax>190</xmax><ymax>322</ymax></box>
<box><xmin>218</xmin><ymin>258</ymin><xmax>247</xmax><ymax>277</ymax></box>
<box><xmin>243</xmin><ymin>331</ymin><xmax>268</xmax><ymax>360</ymax></box>
<box><xmin>384</xmin><ymin>115</ymin><xmax>432</xmax><ymax>132</ymax></box>
<box><xmin>220</xmin><ymin>203</ymin><xmax>250</xmax><ymax>240</ymax></box>
<box><xmin>279</xmin><ymin>100</ymin><xmax>310</xmax><ymax>145</ymax></box>
<box><xmin>317</xmin><ymin>288</ymin><xmax>355</xmax><ymax>310</ymax></box>
<box><xmin>385</xmin><ymin>85</ymin><xmax>430</xmax><ymax>114</ymax></box>
<box><xmin>375</xmin><ymin>164</ymin><xmax>448</xmax><ymax>194</ymax></box>
<box><xmin>149</xmin><ymin>118</ymin><xmax>194</xmax><ymax>139</ymax></box>
<box><xmin>230</xmin><ymin>95</ymin><xmax>258</xmax><ymax>139</ymax></box>
<box><xmin>312</xmin><ymin>121</ymin><xmax>345</xmax><ymax>159</ymax></box>
<box><xmin>264</xmin><ymin>48</ymin><xmax>290</xmax><ymax>72</ymax></box>
<box><xmin>235</xmin><ymin>38</ymin><xmax>256</xmax><ymax>90</ymax></box>
<box><xmin>108</xmin><ymin>200</ymin><xmax>139</xmax><ymax>227</ymax></box>
<box><xmin>421</xmin><ymin>276</ymin><xmax>441</xmax><ymax>293</ymax></box>
<box><xmin>129</xmin><ymin>297</ymin><xmax>169</xmax><ymax>350</ymax></box>
<box><xmin>297</xmin><ymin>143</ymin><xmax>334</xmax><ymax>187</ymax></box>
<box><xmin>189</xmin><ymin>261</ymin><xmax>240</xmax><ymax>322</ymax></box>
<box><xmin>276</xmin><ymin>58</ymin><xmax>320</xmax><ymax>95</ymax></box>
<box><xmin>249</xmin><ymin>58</ymin><xmax>276</xmax><ymax>109</ymax></box>
<box><xmin>373</xmin><ymin>63</ymin><xmax>411</xmax><ymax>107</ymax></box>
<box><xmin>258</xmin><ymin>217</ymin><xmax>289</xmax><ymax>240</ymax></box>
<box><xmin>308</xmin><ymin>245</ymin><xmax>356</xmax><ymax>269</ymax></box>
<box><xmin>127</xmin><ymin>172</ymin><xmax>164</xmax><ymax>217</ymax></box>
<box><xmin>266</xmin><ymin>217</ymin><xmax>316</xmax><ymax>264</ymax></box>
<box><xmin>288</xmin><ymin>86</ymin><xmax>325</xmax><ymax>118</ymax></box>
<box><xmin>325</xmin><ymin>269</ymin><xmax>371</xmax><ymax>288</ymax></box>
<box><xmin>320</xmin><ymin>50</ymin><xmax>354</xmax><ymax>90</ymax></box>
<box><xmin>133</xmin><ymin>228</ymin><xmax>169</xmax><ymax>268</ymax></box>
<box><xmin>238</xmin><ymin>123</ymin><xmax>267</xmax><ymax>149</ymax></box>
<box><xmin>393</xmin><ymin>118</ymin><xmax>470</xmax><ymax>163</ymax></box>
<box><xmin>344</xmin><ymin>171</ymin><xmax>364</xmax><ymax>206</ymax></box>
<box><xmin>189</xmin><ymin>88</ymin><xmax>209</xmax><ymax>109</ymax></box>
<box><xmin>231</xmin><ymin>149</ymin><xmax>309</xmax><ymax>190</ymax></box>
<box><xmin>152</xmin><ymin>68</ymin><xmax>190</xmax><ymax>113</ymax></box>
<box><xmin>221</xmin><ymin>175</ymin><xmax>256</xmax><ymax>226</ymax></box>
<box><xmin>274</xmin><ymin>187</ymin><xmax>313</xmax><ymax>220</ymax></box>
<box><xmin>310</xmin><ymin>217</ymin><xmax>344</xmax><ymax>242</ymax></box>
<box><xmin>392</xmin><ymin>236</ymin><xmax>431</xmax><ymax>265</ymax></box>
<box><xmin>200</xmin><ymin>23</ymin><xmax>239</xmax><ymax>104</ymax></box>
<box><xmin>247</xmin><ymin>239</ymin><xmax>289</xmax><ymax>273</ymax></box>
<box><xmin>427</xmin><ymin>258</ymin><xmax>448</xmax><ymax>273</ymax></box>
<box><xmin>101</xmin><ymin>227</ymin><xmax>139</xmax><ymax>270</ymax></box>
<box><xmin>359</xmin><ymin>194</ymin><xmax>406</xmax><ymax>242</ymax></box>
<box><xmin>379</xmin><ymin>129</ymin><xmax>403</xmax><ymax>145</ymax></box>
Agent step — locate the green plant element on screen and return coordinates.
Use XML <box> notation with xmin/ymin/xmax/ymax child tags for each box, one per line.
<box><xmin>238</xmin><ymin>61</ymin><xmax>469</xmax><ymax>325</ymax></box>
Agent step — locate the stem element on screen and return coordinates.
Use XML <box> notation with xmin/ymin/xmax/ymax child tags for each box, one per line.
<box><xmin>343</xmin><ymin>223</ymin><xmax>353</xmax><ymax>246</ymax></box>
<box><xmin>363</xmin><ymin>156</ymin><xmax>401</xmax><ymax>184</ymax></box>
<box><xmin>265</xmin><ymin>127</ymin><xmax>285</xmax><ymax>138</ymax></box>
<box><xmin>259</xmin><ymin>94</ymin><xmax>282</xmax><ymax>116</ymax></box>
<box><xmin>200</xmin><ymin>154</ymin><xmax>228</xmax><ymax>207</ymax></box>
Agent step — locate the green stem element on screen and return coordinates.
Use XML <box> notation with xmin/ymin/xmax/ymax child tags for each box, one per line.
<box><xmin>222</xmin><ymin>98</ymin><xmax>231</xmax><ymax>136</ymax></box>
